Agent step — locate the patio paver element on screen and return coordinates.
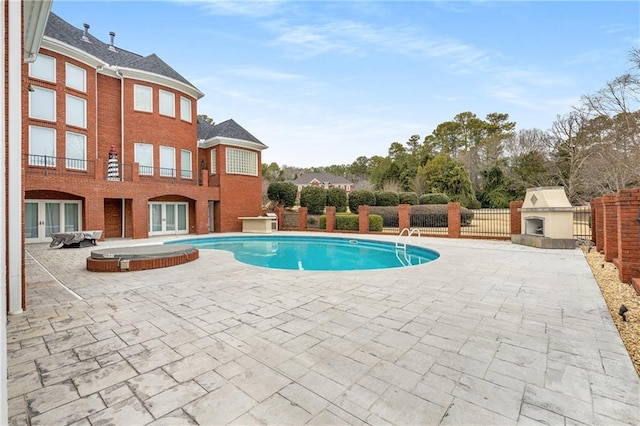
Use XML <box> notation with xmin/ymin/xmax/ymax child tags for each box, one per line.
<box><xmin>6</xmin><ymin>233</ymin><xmax>640</xmax><ymax>425</ymax></box>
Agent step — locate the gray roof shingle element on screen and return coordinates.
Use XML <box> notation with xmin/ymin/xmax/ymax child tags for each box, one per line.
<box><xmin>291</xmin><ymin>173</ymin><xmax>353</xmax><ymax>185</ymax></box>
<box><xmin>44</xmin><ymin>12</ymin><xmax>196</xmax><ymax>89</ymax></box>
<box><xmin>198</xmin><ymin>118</ymin><xmax>266</xmax><ymax>148</ymax></box>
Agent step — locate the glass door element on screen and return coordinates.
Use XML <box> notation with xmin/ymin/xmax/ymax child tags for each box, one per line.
<box><xmin>25</xmin><ymin>200</ymin><xmax>82</xmax><ymax>243</ymax></box>
<box><xmin>148</xmin><ymin>202</ymin><xmax>189</xmax><ymax>236</ymax></box>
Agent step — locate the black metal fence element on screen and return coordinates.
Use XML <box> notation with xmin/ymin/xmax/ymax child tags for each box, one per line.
<box><xmin>460</xmin><ymin>209</ymin><xmax>510</xmax><ymax>238</ymax></box>
<box><xmin>573</xmin><ymin>206</ymin><xmax>592</xmax><ymax>241</ymax></box>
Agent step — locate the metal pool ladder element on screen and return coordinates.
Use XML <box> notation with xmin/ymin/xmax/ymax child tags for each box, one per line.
<box><xmin>395</xmin><ymin>228</ymin><xmax>421</xmax><ymax>265</ymax></box>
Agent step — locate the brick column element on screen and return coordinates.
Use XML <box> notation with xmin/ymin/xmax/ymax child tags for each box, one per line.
<box><xmin>200</xmin><ymin>169</ymin><xmax>209</xmax><ymax>187</ymax></box>
<box><xmin>326</xmin><ymin>206</ymin><xmax>336</xmax><ymax>232</ymax></box>
<box><xmin>195</xmin><ymin>199</ymin><xmax>209</xmax><ymax>235</ymax></box>
<box><xmin>590</xmin><ymin>197</ymin><xmax>604</xmax><ymax>252</ymax></box>
<box><xmin>274</xmin><ymin>206</ymin><xmax>284</xmax><ymax>231</ymax></box>
<box><xmin>132</xmin><ymin>198</ymin><xmax>148</xmax><ymax>239</ymax></box>
<box><xmin>613</xmin><ymin>189</ymin><xmax>640</xmax><ymax>284</ymax></box>
<box><xmin>298</xmin><ymin>207</ymin><xmax>308</xmax><ymax>231</ymax></box>
<box><xmin>132</xmin><ymin>163</ymin><xmax>140</xmax><ymax>183</ymax></box>
<box><xmin>84</xmin><ymin>194</ymin><xmax>105</xmax><ymax>238</ymax></box>
<box><xmin>509</xmin><ymin>200</ymin><xmax>523</xmax><ymax>235</ymax></box>
<box><xmin>602</xmin><ymin>194</ymin><xmax>618</xmax><ymax>262</ymax></box>
<box><xmin>448</xmin><ymin>202</ymin><xmax>461</xmax><ymax>238</ymax></box>
<box><xmin>358</xmin><ymin>205</ymin><xmax>369</xmax><ymax>234</ymax></box>
<box><xmin>398</xmin><ymin>204</ymin><xmax>410</xmax><ymax>231</ymax></box>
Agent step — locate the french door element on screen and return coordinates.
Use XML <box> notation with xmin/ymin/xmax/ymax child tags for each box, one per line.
<box><xmin>25</xmin><ymin>200</ymin><xmax>82</xmax><ymax>243</ymax></box>
<box><xmin>148</xmin><ymin>202</ymin><xmax>188</xmax><ymax>236</ymax></box>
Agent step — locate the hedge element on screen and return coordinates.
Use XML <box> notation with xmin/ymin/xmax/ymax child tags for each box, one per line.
<box><xmin>369</xmin><ymin>204</ymin><xmax>474</xmax><ymax>227</ymax></box>
<box><xmin>326</xmin><ymin>187</ymin><xmax>348</xmax><ymax>212</ymax></box>
<box><xmin>319</xmin><ymin>213</ymin><xmax>383</xmax><ymax>231</ymax></box>
<box><xmin>348</xmin><ymin>189</ymin><xmax>376</xmax><ymax>213</ymax></box>
<box><xmin>374</xmin><ymin>191</ymin><xmax>400</xmax><ymax>206</ymax></box>
<box><xmin>418</xmin><ymin>193</ymin><xmax>450</xmax><ymax>205</ymax></box>
<box><xmin>300</xmin><ymin>186</ymin><xmax>326</xmax><ymax>214</ymax></box>
<box><xmin>398</xmin><ymin>192</ymin><xmax>419</xmax><ymax>205</ymax></box>
<box><xmin>267</xmin><ymin>181</ymin><xmax>297</xmax><ymax>208</ymax></box>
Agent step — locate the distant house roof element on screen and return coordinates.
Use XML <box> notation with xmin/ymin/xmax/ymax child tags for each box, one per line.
<box><xmin>43</xmin><ymin>13</ymin><xmax>200</xmax><ymax>93</ymax></box>
<box><xmin>198</xmin><ymin>118</ymin><xmax>267</xmax><ymax>151</ymax></box>
<box><xmin>291</xmin><ymin>173</ymin><xmax>353</xmax><ymax>186</ymax></box>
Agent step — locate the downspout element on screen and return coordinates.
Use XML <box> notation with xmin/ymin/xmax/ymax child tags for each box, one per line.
<box><xmin>115</xmin><ymin>68</ymin><xmax>125</xmax><ymax>237</ymax></box>
<box><xmin>95</xmin><ymin>65</ymin><xmax>103</xmax><ymax>159</ymax></box>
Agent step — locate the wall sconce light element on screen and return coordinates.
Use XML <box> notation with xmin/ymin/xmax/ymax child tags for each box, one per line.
<box><xmin>26</xmin><ymin>84</ymin><xmax>35</xmax><ymax>92</ymax></box>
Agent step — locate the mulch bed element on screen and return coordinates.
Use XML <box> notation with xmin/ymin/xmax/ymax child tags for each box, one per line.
<box><xmin>582</xmin><ymin>246</ymin><xmax>640</xmax><ymax>377</ymax></box>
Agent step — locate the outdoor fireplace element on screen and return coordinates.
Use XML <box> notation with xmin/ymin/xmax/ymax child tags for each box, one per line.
<box><xmin>511</xmin><ymin>186</ymin><xmax>575</xmax><ymax>249</ymax></box>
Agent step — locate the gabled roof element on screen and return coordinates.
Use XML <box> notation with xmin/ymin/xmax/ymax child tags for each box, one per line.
<box><xmin>198</xmin><ymin>118</ymin><xmax>267</xmax><ymax>150</ymax></box>
<box><xmin>43</xmin><ymin>12</ymin><xmax>196</xmax><ymax>89</ymax></box>
<box><xmin>291</xmin><ymin>173</ymin><xmax>353</xmax><ymax>185</ymax></box>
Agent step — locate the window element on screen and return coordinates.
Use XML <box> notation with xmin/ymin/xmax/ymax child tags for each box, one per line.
<box><xmin>134</xmin><ymin>84</ymin><xmax>152</xmax><ymax>112</ymax></box>
<box><xmin>210</xmin><ymin>149</ymin><xmax>216</xmax><ymax>175</ymax></box>
<box><xmin>65</xmin><ymin>132</ymin><xmax>86</xmax><ymax>170</ymax></box>
<box><xmin>180</xmin><ymin>96</ymin><xmax>192</xmax><ymax>122</ymax></box>
<box><xmin>180</xmin><ymin>150</ymin><xmax>192</xmax><ymax>179</ymax></box>
<box><xmin>160</xmin><ymin>146</ymin><xmax>175</xmax><ymax>177</ymax></box>
<box><xmin>29</xmin><ymin>54</ymin><xmax>55</xmax><ymax>82</ymax></box>
<box><xmin>134</xmin><ymin>143</ymin><xmax>153</xmax><ymax>175</ymax></box>
<box><xmin>159</xmin><ymin>90</ymin><xmax>175</xmax><ymax>117</ymax></box>
<box><xmin>65</xmin><ymin>63</ymin><xmax>86</xmax><ymax>92</ymax></box>
<box><xmin>226</xmin><ymin>148</ymin><xmax>258</xmax><ymax>176</ymax></box>
<box><xmin>29</xmin><ymin>126</ymin><xmax>56</xmax><ymax>167</ymax></box>
<box><xmin>29</xmin><ymin>87</ymin><xmax>56</xmax><ymax>121</ymax></box>
<box><xmin>66</xmin><ymin>95</ymin><xmax>86</xmax><ymax>128</ymax></box>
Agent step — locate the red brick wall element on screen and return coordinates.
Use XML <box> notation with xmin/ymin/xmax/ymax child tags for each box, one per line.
<box><xmin>509</xmin><ymin>200</ymin><xmax>523</xmax><ymax>234</ymax></box>
<box><xmin>602</xmin><ymin>194</ymin><xmax>618</xmax><ymax>262</ymax></box>
<box><xmin>590</xmin><ymin>197</ymin><xmax>604</xmax><ymax>252</ymax></box>
<box><xmin>398</xmin><ymin>204</ymin><xmax>410</xmax><ymax>231</ymax></box>
<box><xmin>448</xmin><ymin>202</ymin><xmax>461</xmax><ymax>238</ymax></box>
<box><xmin>612</xmin><ymin>189</ymin><xmax>640</xmax><ymax>283</ymax></box>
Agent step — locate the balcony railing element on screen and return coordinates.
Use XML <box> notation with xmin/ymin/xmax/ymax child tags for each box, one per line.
<box><xmin>26</xmin><ymin>154</ymin><xmax>200</xmax><ymax>185</ymax></box>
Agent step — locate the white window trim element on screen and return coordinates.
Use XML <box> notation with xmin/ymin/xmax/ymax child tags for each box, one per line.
<box><xmin>29</xmin><ymin>53</ymin><xmax>56</xmax><ymax>82</ymax></box>
<box><xmin>65</xmin><ymin>62</ymin><xmax>86</xmax><ymax>92</ymax></box>
<box><xmin>210</xmin><ymin>149</ymin><xmax>216</xmax><ymax>175</ymax></box>
<box><xmin>134</xmin><ymin>84</ymin><xmax>153</xmax><ymax>112</ymax></box>
<box><xmin>160</xmin><ymin>146</ymin><xmax>176</xmax><ymax>177</ymax></box>
<box><xmin>159</xmin><ymin>90</ymin><xmax>175</xmax><ymax>117</ymax></box>
<box><xmin>134</xmin><ymin>143</ymin><xmax>154</xmax><ymax>176</ymax></box>
<box><xmin>66</xmin><ymin>94</ymin><xmax>87</xmax><ymax>128</ymax></box>
<box><xmin>180</xmin><ymin>96</ymin><xmax>192</xmax><ymax>122</ymax></box>
<box><xmin>28</xmin><ymin>126</ymin><xmax>56</xmax><ymax>167</ymax></box>
<box><xmin>226</xmin><ymin>147</ymin><xmax>258</xmax><ymax>176</ymax></box>
<box><xmin>180</xmin><ymin>149</ymin><xmax>192</xmax><ymax>179</ymax></box>
<box><xmin>29</xmin><ymin>87</ymin><xmax>56</xmax><ymax>122</ymax></box>
<box><xmin>65</xmin><ymin>131</ymin><xmax>87</xmax><ymax>170</ymax></box>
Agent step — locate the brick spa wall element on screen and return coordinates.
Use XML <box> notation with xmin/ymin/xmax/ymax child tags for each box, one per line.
<box><xmin>86</xmin><ymin>249</ymin><xmax>199</xmax><ymax>272</ymax></box>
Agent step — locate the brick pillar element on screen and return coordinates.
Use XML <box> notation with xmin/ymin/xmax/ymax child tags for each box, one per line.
<box><xmin>200</xmin><ymin>169</ymin><xmax>209</xmax><ymax>187</ymax></box>
<box><xmin>84</xmin><ymin>194</ymin><xmax>105</xmax><ymax>238</ymax></box>
<box><xmin>94</xmin><ymin>158</ymin><xmax>104</xmax><ymax>180</ymax></box>
<box><xmin>398</xmin><ymin>204</ymin><xmax>410</xmax><ymax>231</ymax></box>
<box><xmin>602</xmin><ymin>194</ymin><xmax>618</xmax><ymax>262</ymax></box>
<box><xmin>591</xmin><ymin>197</ymin><xmax>604</xmax><ymax>252</ymax></box>
<box><xmin>274</xmin><ymin>206</ymin><xmax>284</xmax><ymax>231</ymax></box>
<box><xmin>358</xmin><ymin>205</ymin><xmax>369</xmax><ymax>234</ymax></box>
<box><xmin>132</xmin><ymin>163</ymin><xmax>140</xmax><ymax>183</ymax></box>
<box><xmin>195</xmin><ymin>199</ymin><xmax>209</xmax><ymax>235</ymax></box>
<box><xmin>448</xmin><ymin>202</ymin><xmax>461</xmax><ymax>238</ymax></box>
<box><xmin>613</xmin><ymin>189</ymin><xmax>640</xmax><ymax>283</ymax></box>
<box><xmin>326</xmin><ymin>206</ymin><xmax>336</xmax><ymax>232</ymax></box>
<box><xmin>509</xmin><ymin>200</ymin><xmax>523</xmax><ymax>235</ymax></box>
<box><xmin>298</xmin><ymin>207</ymin><xmax>308</xmax><ymax>230</ymax></box>
<box><xmin>132</xmin><ymin>198</ymin><xmax>148</xmax><ymax>239</ymax></box>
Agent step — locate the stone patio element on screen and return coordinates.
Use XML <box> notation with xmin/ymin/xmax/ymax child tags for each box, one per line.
<box><xmin>7</xmin><ymin>233</ymin><xmax>640</xmax><ymax>425</ymax></box>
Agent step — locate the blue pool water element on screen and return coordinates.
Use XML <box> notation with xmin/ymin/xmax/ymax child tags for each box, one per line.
<box><xmin>167</xmin><ymin>235</ymin><xmax>439</xmax><ymax>271</ymax></box>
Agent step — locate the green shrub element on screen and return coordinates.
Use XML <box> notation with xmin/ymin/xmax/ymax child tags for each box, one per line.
<box><xmin>319</xmin><ymin>213</ymin><xmax>383</xmax><ymax>231</ymax></box>
<box><xmin>369</xmin><ymin>214</ymin><xmax>383</xmax><ymax>231</ymax></box>
<box><xmin>299</xmin><ymin>186</ymin><xmax>326</xmax><ymax>214</ymax></box>
<box><xmin>326</xmin><ymin>187</ymin><xmax>348</xmax><ymax>212</ymax></box>
<box><xmin>348</xmin><ymin>189</ymin><xmax>375</xmax><ymax>213</ymax></box>
<box><xmin>398</xmin><ymin>192</ymin><xmax>419</xmax><ymax>205</ymax></box>
<box><xmin>418</xmin><ymin>193</ymin><xmax>450</xmax><ymax>205</ymax></box>
<box><xmin>267</xmin><ymin>181</ymin><xmax>297</xmax><ymax>208</ymax></box>
<box><xmin>374</xmin><ymin>191</ymin><xmax>400</xmax><ymax>206</ymax></box>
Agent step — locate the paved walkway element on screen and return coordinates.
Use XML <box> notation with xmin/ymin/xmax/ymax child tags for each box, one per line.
<box><xmin>7</xmin><ymin>233</ymin><xmax>640</xmax><ymax>425</ymax></box>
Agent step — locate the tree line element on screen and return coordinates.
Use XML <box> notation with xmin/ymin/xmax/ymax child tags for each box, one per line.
<box><xmin>263</xmin><ymin>49</ymin><xmax>640</xmax><ymax>207</ymax></box>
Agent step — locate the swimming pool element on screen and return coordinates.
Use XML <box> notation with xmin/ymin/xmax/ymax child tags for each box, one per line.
<box><xmin>167</xmin><ymin>235</ymin><xmax>439</xmax><ymax>271</ymax></box>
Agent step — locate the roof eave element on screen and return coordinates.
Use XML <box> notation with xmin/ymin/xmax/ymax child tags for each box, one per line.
<box><xmin>41</xmin><ymin>37</ymin><xmax>106</xmax><ymax>68</ymax></box>
<box><xmin>117</xmin><ymin>66</ymin><xmax>204</xmax><ymax>100</ymax></box>
<box><xmin>199</xmin><ymin>136</ymin><xmax>268</xmax><ymax>151</ymax></box>
<box><xmin>24</xmin><ymin>1</ymin><xmax>54</xmax><ymax>62</ymax></box>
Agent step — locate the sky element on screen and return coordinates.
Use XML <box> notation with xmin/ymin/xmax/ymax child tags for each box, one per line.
<box><xmin>51</xmin><ymin>0</ymin><xmax>639</xmax><ymax>168</ymax></box>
